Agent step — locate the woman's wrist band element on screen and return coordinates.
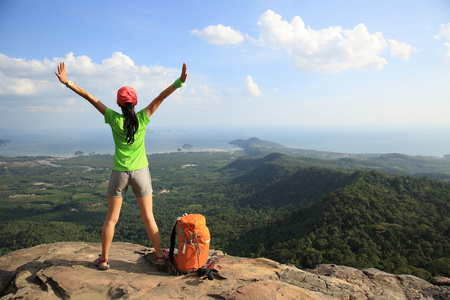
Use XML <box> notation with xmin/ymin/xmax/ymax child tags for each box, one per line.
<box><xmin>173</xmin><ymin>78</ymin><xmax>183</xmax><ymax>88</ymax></box>
<box><xmin>66</xmin><ymin>80</ymin><xmax>74</xmax><ymax>88</ymax></box>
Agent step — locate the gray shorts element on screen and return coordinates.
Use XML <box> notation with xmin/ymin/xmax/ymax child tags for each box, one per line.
<box><xmin>108</xmin><ymin>167</ymin><xmax>153</xmax><ymax>198</ymax></box>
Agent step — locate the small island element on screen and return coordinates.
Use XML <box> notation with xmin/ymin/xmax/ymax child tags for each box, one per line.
<box><xmin>177</xmin><ymin>144</ymin><xmax>193</xmax><ymax>152</ymax></box>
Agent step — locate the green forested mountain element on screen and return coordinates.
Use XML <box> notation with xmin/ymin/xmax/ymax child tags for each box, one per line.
<box><xmin>222</xmin><ymin>154</ymin><xmax>351</xmax><ymax>210</ymax></box>
<box><xmin>227</xmin><ymin>164</ymin><xmax>449</xmax><ymax>279</ymax></box>
<box><xmin>0</xmin><ymin>143</ymin><xmax>449</xmax><ymax>281</ymax></box>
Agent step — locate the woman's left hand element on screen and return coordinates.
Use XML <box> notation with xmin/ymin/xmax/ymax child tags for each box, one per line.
<box><xmin>180</xmin><ymin>63</ymin><xmax>187</xmax><ymax>83</ymax></box>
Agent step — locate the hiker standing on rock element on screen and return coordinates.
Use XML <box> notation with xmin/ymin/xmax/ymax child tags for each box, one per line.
<box><xmin>55</xmin><ymin>61</ymin><xmax>187</xmax><ymax>270</ymax></box>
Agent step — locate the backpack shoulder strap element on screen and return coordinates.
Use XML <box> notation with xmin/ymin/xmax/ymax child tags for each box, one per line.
<box><xmin>169</xmin><ymin>219</ymin><xmax>178</xmax><ymax>267</ymax></box>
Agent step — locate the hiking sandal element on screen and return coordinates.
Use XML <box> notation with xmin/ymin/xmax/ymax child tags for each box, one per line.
<box><xmin>155</xmin><ymin>249</ymin><xmax>168</xmax><ymax>266</ymax></box>
<box><xmin>94</xmin><ymin>256</ymin><xmax>110</xmax><ymax>270</ymax></box>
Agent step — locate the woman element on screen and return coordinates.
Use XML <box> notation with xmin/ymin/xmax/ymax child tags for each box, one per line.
<box><xmin>55</xmin><ymin>61</ymin><xmax>187</xmax><ymax>270</ymax></box>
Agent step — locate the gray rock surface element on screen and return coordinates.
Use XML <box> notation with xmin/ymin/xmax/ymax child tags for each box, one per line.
<box><xmin>0</xmin><ymin>242</ymin><xmax>448</xmax><ymax>299</ymax></box>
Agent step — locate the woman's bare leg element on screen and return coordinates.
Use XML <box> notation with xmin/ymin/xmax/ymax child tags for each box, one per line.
<box><xmin>137</xmin><ymin>194</ymin><xmax>164</xmax><ymax>258</ymax></box>
<box><xmin>99</xmin><ymin>196</ymin><xmax>123</xmax><ymax>266</ymax></box>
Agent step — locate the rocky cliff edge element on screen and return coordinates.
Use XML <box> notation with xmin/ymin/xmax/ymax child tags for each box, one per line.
<box><xmin>0</xmin><ymin>242</ymin><xmax>449</xmax><ymax>299</ymax></box>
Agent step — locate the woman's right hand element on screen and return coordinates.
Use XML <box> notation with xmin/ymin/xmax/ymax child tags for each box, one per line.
<box><xmin>180</xmin><ymin>63</ymin><xmax>187</xmax><ymax>83</ymax></box>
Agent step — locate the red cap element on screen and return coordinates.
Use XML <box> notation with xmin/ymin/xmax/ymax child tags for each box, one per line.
<box><xmin>117</xmin><ymin>86</ymin><xmax>137</xmax><ymax>106</ymax></box>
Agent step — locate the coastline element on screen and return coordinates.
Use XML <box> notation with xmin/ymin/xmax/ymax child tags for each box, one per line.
<box><xmin>0</xmin><ymin>147</ymin><xmax>242</xmax><ymax>159</ymax></box>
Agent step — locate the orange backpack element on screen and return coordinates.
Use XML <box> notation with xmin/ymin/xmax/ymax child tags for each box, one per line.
<box><xmin>169</xmin><ymin>214</ymin><xmax>210</xmax><ymax>275</ymax></box>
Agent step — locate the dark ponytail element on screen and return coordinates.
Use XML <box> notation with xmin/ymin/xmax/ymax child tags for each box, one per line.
<box><xmin>121</xmin><ymin>103</ymin><xmax>139</xmax><ymax>144</ymax></box>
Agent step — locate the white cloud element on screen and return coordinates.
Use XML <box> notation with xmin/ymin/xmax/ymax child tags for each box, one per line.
<box><xmin>243</xmin><ymin>75</ymin><xmax>262</xmax><ymax>97</ymax></box>
<box><xmin>388</xmin><ymin>39</ymin><xmax>417</xmax><ymax>60</ymax></box>
<box><xmin>435</xmin><ymin>23</ymin><xmax>450</xmax><ymax>40</ymax></box>
<box><xmin>250</xmin><ymin>10</ymin><xmax>415</xmax><ymax>72</ymax></box>
<box><xmin>0</xmin><ymin>52</ymin><xmax>178</xmax><ymax>97</ymax></box>
<box><xmin>255</xmin><ymin>10</ymin><xmax>402</xmax><ymax>72</ymax></box>
<box><xmin>191</xmin><ymin>24</ymin><xmax>244</xmax><ymax>45</ymax></box>
<box><xmin>0</xmin><ymin>72</ymin><xmax>36</xmax><ymax>95</ymax></box>
<box><xmin>0</xmin><ymin>52</ymin><xmax>209</xmax><ymax>129</ymax></box>
<box><xmin>102</xmin><ymin>52</ymin><xmax>136</xmax><ymax>69</ymax></box>
<box><xmin>0</xmin><ymin>53</ymin><xmax>56</xmax><ymax>78</ymax></box>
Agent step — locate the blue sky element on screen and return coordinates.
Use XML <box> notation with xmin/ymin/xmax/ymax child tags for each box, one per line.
<box><xmin>0</xmin><ymin>0</ymin><xmax>449</xmax><ymax>132</ymax></box>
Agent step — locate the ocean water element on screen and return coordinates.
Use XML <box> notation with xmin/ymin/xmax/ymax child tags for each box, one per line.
<box><xmin>0</xmin><ymin>125</ymin><xmax>449</xmax><ymax>157</ymax></box>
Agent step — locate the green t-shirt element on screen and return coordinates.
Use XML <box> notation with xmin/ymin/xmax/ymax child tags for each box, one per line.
<box><xmin>105</xmin><ymin>108</ymin><xmax>150</xmax><ymax>171</ymax></box>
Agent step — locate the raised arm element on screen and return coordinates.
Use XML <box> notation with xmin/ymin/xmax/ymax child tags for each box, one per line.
<box><xmin>145</xmin><ymin>63</ymin><xmax>187</xmax><ymax>117</ymax></box>
<box><xmin>55</xmin><ymin>62</ymin><xmax>107</xmax><ymax>116</ymax></box>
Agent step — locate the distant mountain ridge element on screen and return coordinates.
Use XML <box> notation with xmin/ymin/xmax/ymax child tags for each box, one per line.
<box><xmin>230</xmin><ymin>137</ymin><xmax>363</xmax><ymax>159</ymax></box>
<box><xmin>229</xmin><ymin>137</ymin><xmax>450</xmax><ymax>179</ymax></box>
<box><xmin>230</xmin><ymin>136</ymin><xmax>450</xmax><ymax>159</ymax></box>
